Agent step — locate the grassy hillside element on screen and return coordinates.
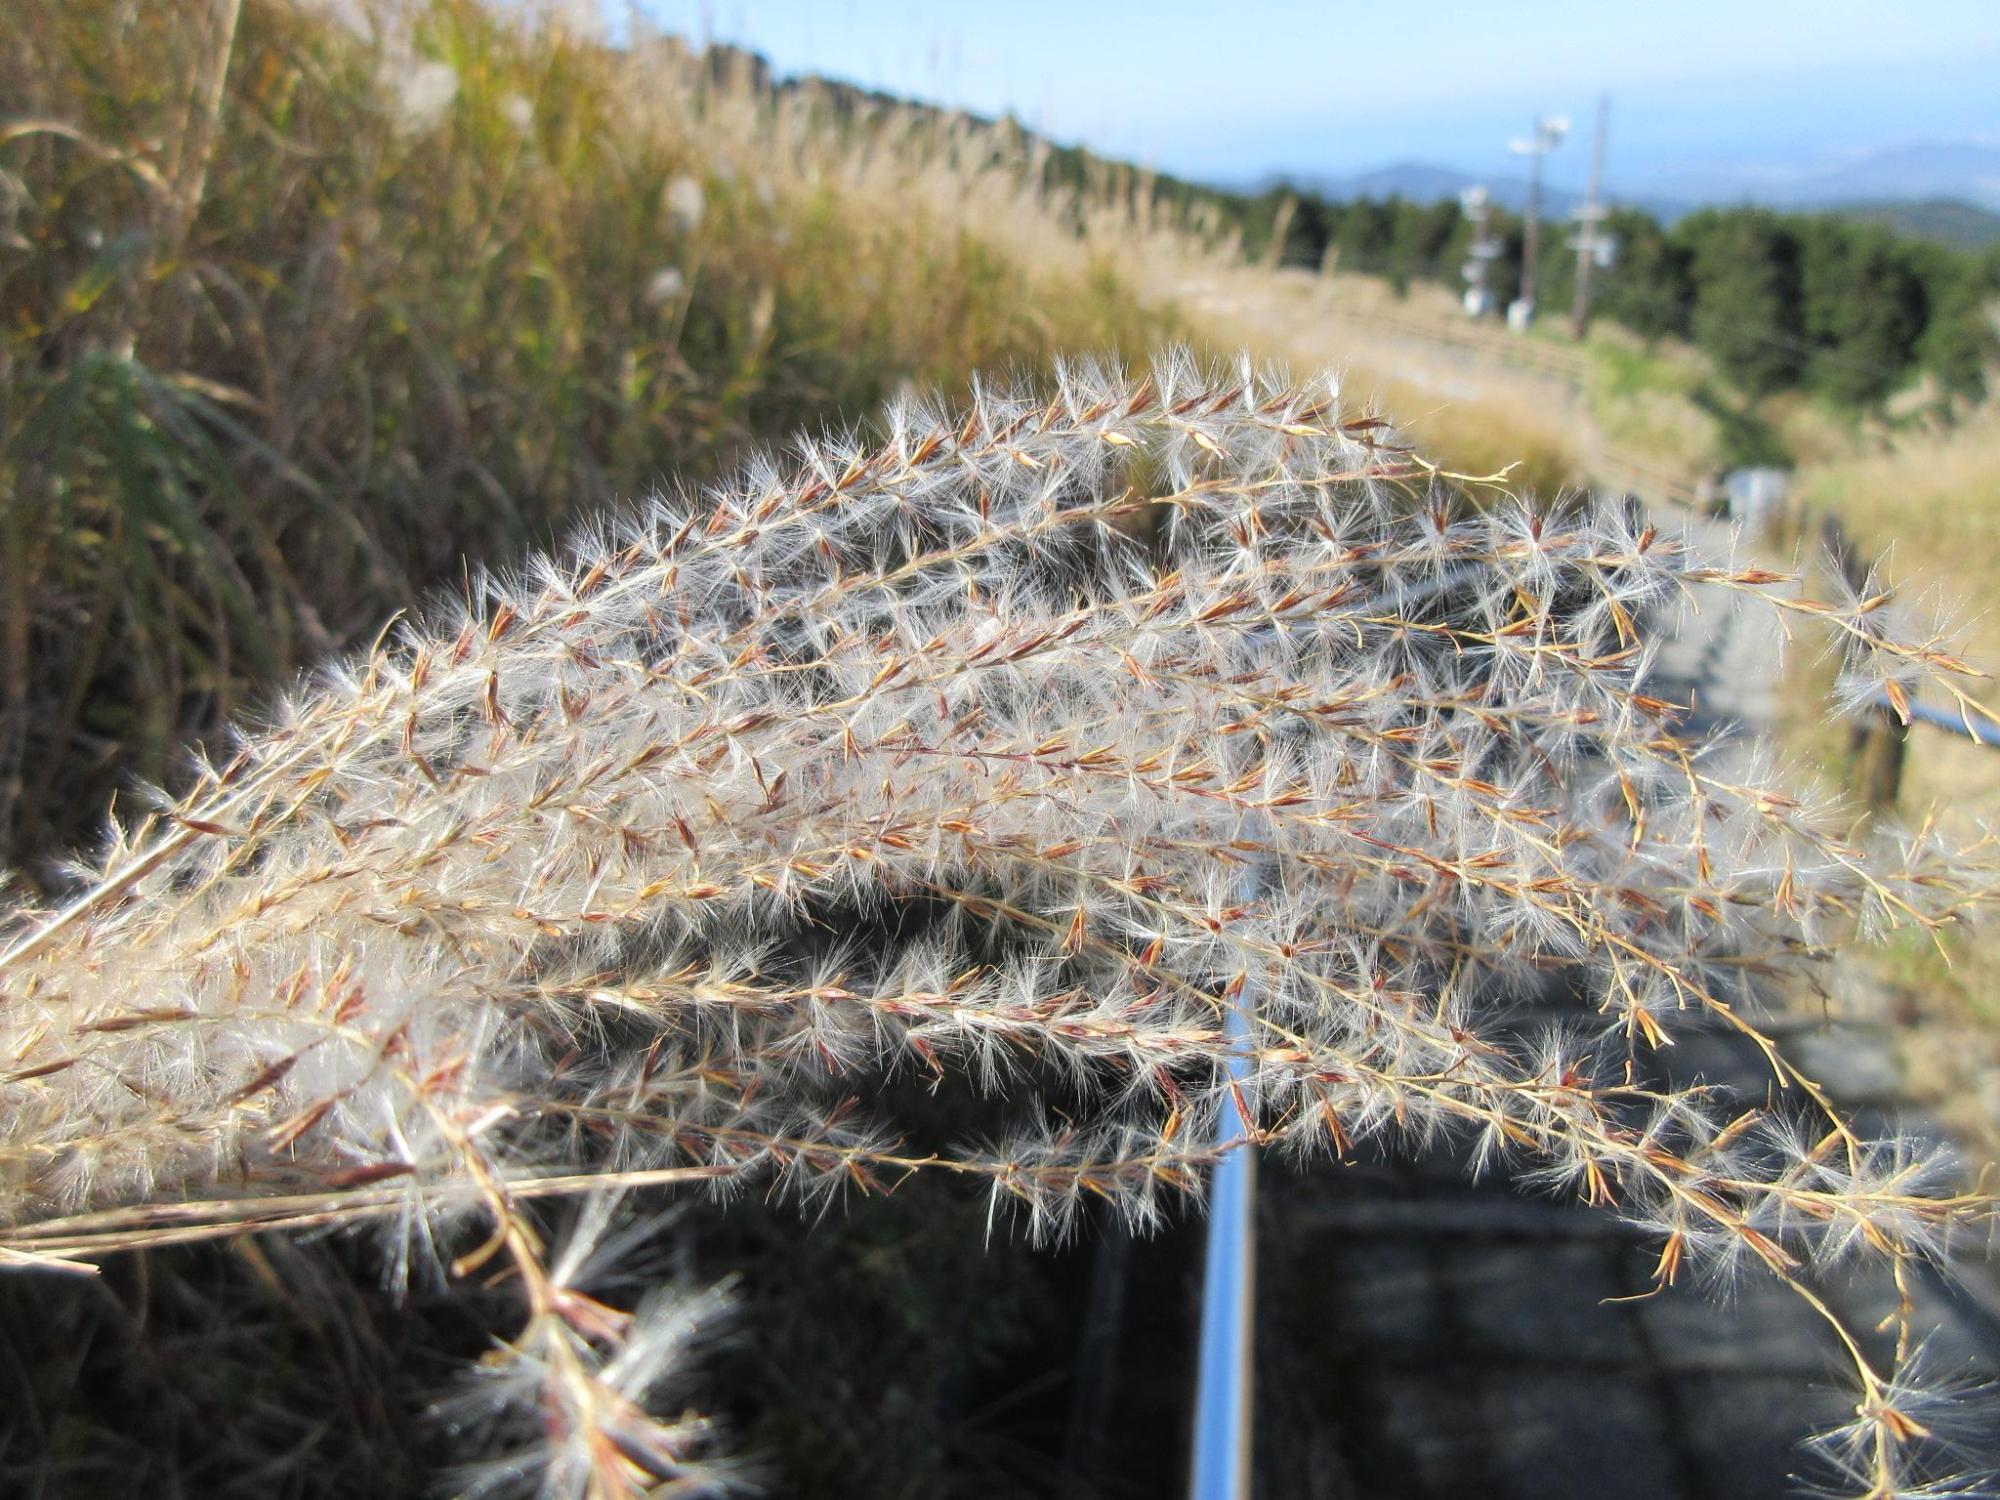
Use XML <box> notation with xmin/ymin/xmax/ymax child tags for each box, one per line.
<box><xmin>0</xmin><ymin>0</ymin><xmax>1187</xmax><ymax>879</ymax></box>
<box><xmin>0</xmin><ymin>8</ymin><xmax>1202</xmax><ymax>1491</ymax></box>
<box><xmin>21</xmin><ymin>0</ymin><xmax>1991</xmax><ymax>888</ymax></box>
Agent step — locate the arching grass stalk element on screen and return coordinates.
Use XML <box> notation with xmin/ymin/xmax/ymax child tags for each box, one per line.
<box><xmin>2</xmin><ymin>350</ymin><xmax>1995</xmax><ymax>1497</ymax></box>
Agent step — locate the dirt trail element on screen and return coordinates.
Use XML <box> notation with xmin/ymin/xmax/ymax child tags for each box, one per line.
<box><xmin>1159</xmin><ymin>265</ymin><xmax>1710</xmax><ymax>513</ymax></box>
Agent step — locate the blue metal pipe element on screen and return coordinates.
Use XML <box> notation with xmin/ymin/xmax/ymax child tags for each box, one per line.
<box><xmin>1188</xmin><ymin>575</ymin><xmax>1484</xmax><ymax>1499</ymax></box>
<box><xmin>1190</xmin><ymin>868</ymin><xmax>1261</xmax><ymax>1500</ymax></box>
<box><xmin>1867</xmin><ymin>688</ymin><xmax>2000</xmax><ymax>748</ymax></box>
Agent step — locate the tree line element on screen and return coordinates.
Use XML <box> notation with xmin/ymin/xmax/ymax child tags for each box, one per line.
<box><xmin>1027</xmin><ymin>134</ymin><xmax>1999</xmax><ymax>408</ymax></box>
<box><xmin>1230</xmin><ymin>185</ymin><xmax>1999</xmax><ymax>406</ymax></box>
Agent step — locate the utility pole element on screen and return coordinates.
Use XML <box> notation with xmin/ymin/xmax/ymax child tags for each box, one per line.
<box><xmin>1506</xmin><ymin>114</ymin><xmax>1566</xmax><ymax>332</ymax></box>
<box><xmin>1459</xmin><ymin>185</ymin><xmax>1502</xmax><ymax>317</ymax></box>
<box><xmin>1570</xmin><ymin>97</ymin><xmax>1610</xmax><ymax>338</ymax></box>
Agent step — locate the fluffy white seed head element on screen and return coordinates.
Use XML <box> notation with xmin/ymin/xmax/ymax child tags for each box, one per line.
<box><xmin>1</xmin><ymin>349</ymin><xmax>1993</xmax><ymax>1497</ymax></box>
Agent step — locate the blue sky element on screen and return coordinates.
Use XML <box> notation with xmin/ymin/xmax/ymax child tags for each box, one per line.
<box><xmin>634</xmin><ymin>2</ymin><xmax>2000</xmax><ymax>197</ymax></box>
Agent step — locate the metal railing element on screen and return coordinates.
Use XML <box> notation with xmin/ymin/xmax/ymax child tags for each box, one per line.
<box><xmin>1868</xmin><ymin>688</ymin><xmax>2000</xmax><ymax>748</ymax></box>
<box><xmin>1189</xmin><ymin>569</ymin><xmax>1494</xmax><ymax>1498</ymax></box>
<box><xmin>1189</xmin><ymin>976</ymin><xmax>1258</xmax><ymax>1500</ymax></box>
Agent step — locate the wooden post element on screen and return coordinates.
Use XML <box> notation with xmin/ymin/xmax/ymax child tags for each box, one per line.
<box><xmin>1822</xmin><ymin>515</ymin><xmax>1906</xmax><ymax>811</ymax></box>
<box><xmin>1850</xmin><ymin>707</ymin><xmax>1907</xmax><ymax>812</ymax></box>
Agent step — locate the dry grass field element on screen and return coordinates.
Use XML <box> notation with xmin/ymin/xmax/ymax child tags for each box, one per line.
<box><xmin>0</xmin><ymin>0</ymin><xmax>1189</xmax><ymax>875</ymax></box>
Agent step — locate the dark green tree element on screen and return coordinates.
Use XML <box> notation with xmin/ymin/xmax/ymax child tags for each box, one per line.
<box><xmin>1913</xmin><ymin>243</ymin><xmax>1998</xmax><ymax>399</ymax></box>
<box><xmin>1592</xmin><ymin>210</ymin><xmax>1693</xmax><ymax>340</ymax></box>
<box><xmin>1386</xmin><ymin>198</ymin><xmax>1462</xmax><ymax>293</ymax></box>
<box><xmin>1678</xmin><ymin>208</ymin><xmax>1806</xmax><ymax>394</ymax></box>
<box><xmin>1333</xmin><ymin>196</ymin><xmax>1398</xmax><ymax>276</ymax></box>
<box><xmin>1287</xmin><ymin>192</ymin><xmax>1339</xmax><ymax>270</ymax></box>
<box><xmin>1799</xmin><ymin>223</ymin><xmax>1928</xmax><ymax>404</ymax></box>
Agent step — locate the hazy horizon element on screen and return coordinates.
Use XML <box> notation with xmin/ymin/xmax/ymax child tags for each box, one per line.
<box><xmin>634</xmin><ymin>1</ymin><xmax>1999</xmax><ymax>203</ymax></box>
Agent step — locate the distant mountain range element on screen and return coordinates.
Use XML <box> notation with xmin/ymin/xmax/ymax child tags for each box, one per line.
<box><xmin>1828</xmin><ymin>199</ymin><xmax>2000</xmax><ymax>251</ymax></box>
<box><xmin>1647</xmin><ymin>141</ymin><xmax>2000</xmax><ymax>214</ymax></box>
<box><xmin>1267</xmin><ymin>142</ymin><xmax>2000</xmax><ymax>250</ymax></box>
<box><xmin>1274</xmin><ymin>162</ymin><xmax>1669</xmax><ymax>222</ymax></box>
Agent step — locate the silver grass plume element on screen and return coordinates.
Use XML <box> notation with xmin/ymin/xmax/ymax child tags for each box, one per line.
<box><xmin>1</xmin><ymin>349</ymin><xmax>1996</xmax><ymax>1498</ymax></box>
